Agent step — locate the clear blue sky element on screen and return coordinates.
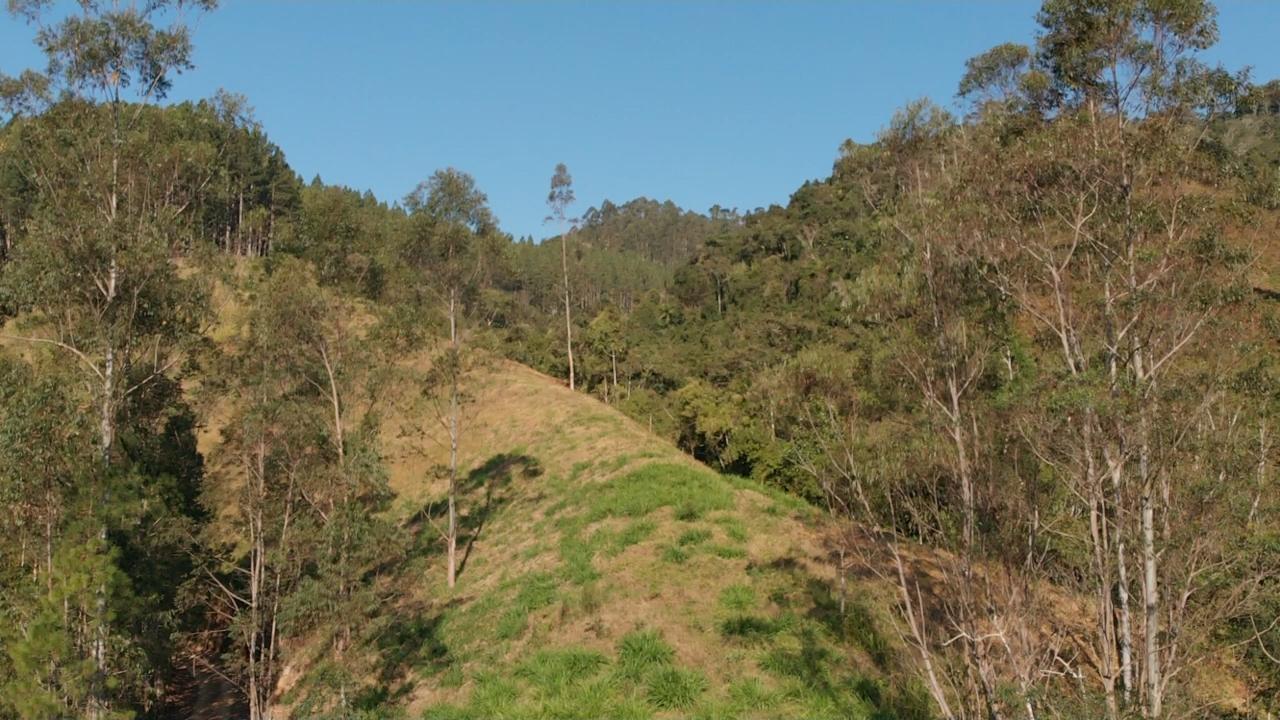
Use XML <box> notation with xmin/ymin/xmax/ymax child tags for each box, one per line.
<box><xmin>4</xmin><ymin>1</ymin><xmax>1280</xmax><ymax>240</ymax></box>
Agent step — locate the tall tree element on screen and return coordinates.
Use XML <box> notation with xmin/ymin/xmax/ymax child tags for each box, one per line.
<box><xmin>546</xmin><ymin>163</ymin><xmax>578</xmax><ymax>390</ymax></box>
<box><xmin>1</xmin><ymin>2</ymin><xmax>216</xmax><ymax>717</ymax></box>
<box><xmin>404</xmin><ymin>168</ymin><xmax>498</xmax><ymax>588</ymax></box>
<box><xmin>965</xmin><ymin>2</ymin><xmax>1249</xmax><ymax>716</ymax></box>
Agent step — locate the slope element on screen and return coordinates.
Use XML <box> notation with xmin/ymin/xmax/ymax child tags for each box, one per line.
<box><xmin>254</xmin><ymin>354</ymin><xmax>927</xmax><ymax>719</ymax></box>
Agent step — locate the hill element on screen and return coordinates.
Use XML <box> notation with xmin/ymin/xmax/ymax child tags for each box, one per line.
<box><xmin>191</xmin><ymin>331</ymin><xmax>928</xmax><ymax>719</ymax></box>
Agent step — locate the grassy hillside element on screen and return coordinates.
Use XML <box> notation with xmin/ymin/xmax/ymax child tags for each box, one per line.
<box><xmin>191</xmin><ymin>336</ymin><xmax>928</xmax><ymax>719</ymax></box>
<box><xmin>385</xmin><ymin>361</ymin><xmax>929</xmax><ymax>719</ymax></box>
<box><xmin>389</xmin><ymin>360</ymin><xmax>927</xmax><ymax>718</ymax></box>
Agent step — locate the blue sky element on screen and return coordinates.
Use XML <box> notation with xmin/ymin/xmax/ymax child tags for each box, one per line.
<box><xmin>4</xmin><ymin>1</ymin><xmax>1280</xmax><ymax>240</ymax></box>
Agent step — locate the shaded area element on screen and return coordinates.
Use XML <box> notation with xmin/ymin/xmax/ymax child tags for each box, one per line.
<box><xmin>405</xmin><ymin>452</ymin><xmax>542</xmax><ymax>580</ymax></box>
<box><xmin>366</xmin><ymin>599</ymin><xmax>456</xmax><ymax>705</ymax></box>
<box><xmin>361</xmin><ymin>453</ymin><xmax>544</xmax><ymax>703</ymax></box>
<box><xmin>742</xmin><ymin>555</ymin><xmax>929</xmax><ymax>720</ymax></box>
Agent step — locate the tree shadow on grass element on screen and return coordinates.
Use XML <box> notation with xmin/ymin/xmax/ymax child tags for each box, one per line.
<box><xmin>361</xmin><ymin>597</ymin><xmax>461</xmax><ymax>705</ymax></box>
<box><xmin>458</xmin><ymin>453</ymin><xmax>542</xmax><ymax>575</ymax></box>
<box><xmin>404</xmin><ymin>452</ymin><xmax>543</xmax><ymax>581</ymax></box>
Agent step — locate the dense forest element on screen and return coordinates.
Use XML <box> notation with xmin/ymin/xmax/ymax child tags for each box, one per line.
<box><xmin>4</xmin><ymin>1</ymin><xmax>1280</xmax><ymax>719</ymax></box>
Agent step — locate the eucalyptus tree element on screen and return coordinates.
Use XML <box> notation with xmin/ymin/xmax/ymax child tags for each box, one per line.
<box><xmin>546</xmin><ymin>163</ymin><xmax>578</xmax><ymax>390</ymax></box>
<box><xmin>199</xmin><ymin>259</ymin><xmax>393</xmax><ymax>719</ymax></box>
<box><xmin>0</xmin><ymin>2</ymin><xmax>217</xmax><ymax>717</ymax></box>
<box><xmin>961</xmin><ymin>1</ymin><xmax>1255</xmax><ymax>716</ymax></box>
<box><xmin>403</xmin><ymin>168</ymin><xmax>500</xmax><ymax>588</ymax></box>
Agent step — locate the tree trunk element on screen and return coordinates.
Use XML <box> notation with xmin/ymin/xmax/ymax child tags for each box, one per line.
<box><xmin>1139</xmin><ymin>412</ymin><xmax>1161</xmax><ymax>719</ymax></box>
<box><xmin>89</xmin><ymin>249</ymin><xmax>119</xmax><ymax>720</ymax></box>
<box><xmin>1106</xmin><ymin>447</ymin><xmax>1135</xmax><ymax>706</ymax></box>
<box><xmin>893</xmin><ymin>540</ymin><xmax>955</xmax><ymax>720</ymax></box>
<box><xmin>1086</xmin><ymin>418</ymin><xmax>1121</xmax><ymax>720</ymax></box>
<box><xmin>447</xmin><ymin>288</ymin><xmax>460</xmax><ymax>588</ymax></box>
<box><xmin>561</xmin><ymin>234</ymin><xmax>575</xmax><ymax>390</ymax></box>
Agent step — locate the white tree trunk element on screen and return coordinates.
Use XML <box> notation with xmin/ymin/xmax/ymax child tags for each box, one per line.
<box><xmin>561</xmin><ymin>234</ymin><xmax>575</xmax><ymax>390</ymax></box>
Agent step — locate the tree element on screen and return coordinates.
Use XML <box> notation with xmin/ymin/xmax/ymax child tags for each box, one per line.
<box><xmin>546</xmin><ymin>163</ymin><xmax>578</xmax><ymax>390</ymax></box>
<box><xmin>1</xmin><ymin>2</ymin><xmax>216</xmax><ymax>717</ymax></box>
<box><xmin>963</xmin><ymin>3</ymin><xmax>1252</xmax><ymax>716</ymax></box>
<box><xmin>586</xmin><ymin>306</ymin><xmax>626</xmax><ymax>402</ymax></box>
<box><xmin>404</xmin><ymin>168</ymin><xmax>498</xmax><ymax>589</ymax></box>
<box><xmin>197</xmin><ymin>259</ymin><xmax>393</xmax><ymax>718</ymax></box>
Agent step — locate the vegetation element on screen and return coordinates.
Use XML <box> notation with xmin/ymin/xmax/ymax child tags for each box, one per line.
<box><xmin>3</xmin><ymin>0</ymin><xmax>1280</xmax><ymax>718</ymax></box>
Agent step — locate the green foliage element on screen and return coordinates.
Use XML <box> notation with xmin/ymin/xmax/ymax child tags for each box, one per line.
<box><xmin>5</xmin><ymin>1</ymin><xmax>1280</xmax><ymax>717</ymax></box>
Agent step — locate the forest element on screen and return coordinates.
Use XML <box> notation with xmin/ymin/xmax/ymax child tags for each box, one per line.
<box><xmin>4</xmin><ymin>0</ymin><xmax>1280</xmax><ymax>718</ymax></box>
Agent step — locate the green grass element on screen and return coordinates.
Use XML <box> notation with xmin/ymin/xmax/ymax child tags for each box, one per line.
<box><xmin>724</xmin><ymin>474</ymin><xmax>813</xmax><ymax>517</ymax></box>
<box><xmin>607</xmin><ymin>518</ymin><xmax>657</xmax><ymax>556</ymax></box>
<box><xmin>558</xmin><ymin>529</ymin><xmax>602</xmax><ymax>585</ymax></box>
<box><xmin>616</xmin><ymin>629</ymin><xmax>675</xmax><ymax>679</ymax></box>
<box><xmin>720</xmin><ymin>615</ymin><xmax>783</xmax><ymax>641</ymax></box>
<box><xmin>516</xmin><ymin>647</ymin><xmax>608</xmax><ymax>691</ymax></box>
<box><xmin>708</xmin><ymin>544</ymin><xmax>747</xmax><ymax>559</ymax></box>
<box><xmin>660</xmin><ymin>545</ymin><xmax>690</xmax><ymax>564</ymax></box>
<box><xmin>585</xmin><ymin>463</ymin><xmax>735</xmax><ymax>521</ymax></box>
<box><xmin>712</xmin><ymin>515</ymin><xmax>750</xmax><ymax>543</ymax></box>
<box><xmin>719</xmin><ymin>584</ymin><xmax>756</xmax><ymax>612</ymax></box>
<box><xmin>678</xmin><ymin>527</ymin><xmax>713</xmax><ymax>546</ymax></box>
<box><xmin>569</xmin><ymin>460</ymin><xmax>594</xmax><ymax>481</ymax></box>
<box><xmin>468</xmin><ymin>673</ymin><xmax>519</xmax><ymax>716</ymax></box>
<box><xmin>645</xmin><ymin>667</ymin><xmax>708</xmax><ymax>710</ymax></box>
<box><xmin>495</xmin><ymin>572</ymin><xmax>559</xmax><ymax>640</ymax></box>
<box><xmin>727</xmin><ymin>677</ymin><xmax>779</xmax><ymax>711</ymax></box>
<box><xmin>760</xmin><ymin>640</ymin><xmax>835</xmax><ymax>683</ymax></box>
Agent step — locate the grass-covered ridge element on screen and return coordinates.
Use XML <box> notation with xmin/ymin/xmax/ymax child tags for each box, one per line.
<box><xmin>272</xmin><ymin>359</ymin><xmax>925</xmax><ymax>719</ymax></box>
